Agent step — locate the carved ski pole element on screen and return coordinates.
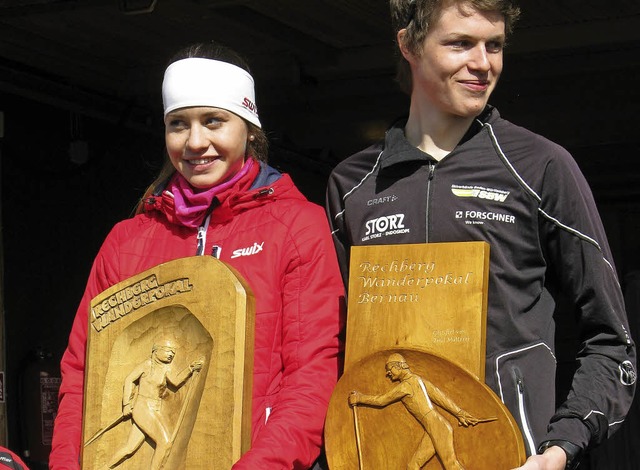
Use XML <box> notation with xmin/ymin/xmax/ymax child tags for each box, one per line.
<box><xmin>160</xmin><ymin>360</ymin><xmax>204</xmax><ymax>468</ymax></box>
<box><xmin>352</xmin><ymin>404</ymin><xmax>364</xmax><ymax>470</ymax></box>
<box><xmin>84</xmin><ymin>414</ymin><xmax>127</xmax><ymax>447</ymax></box>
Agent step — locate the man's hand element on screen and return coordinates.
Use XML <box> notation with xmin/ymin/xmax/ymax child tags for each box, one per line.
<box><xmin>348</xmin><ymin>391</ymin><xmax>361</xmax><ymax>407</ymax></box>
<box><xmin>189</xmin><ymin>358</ymin><xmax>205</xmax><ymax>373</ymax></box>
<box><xmin>511</xmin><ymin>445</ymin><xmax>567</xmax><ymax>470</ymax></box>
<box><xmin>456</xmin><ymin>409</ymin><xmax>479</xmax><ymax>427</ymax></box>
<box><xmin>122</xmin><ymin>402</ymin><xmax>133</xmax><ymax>417</ymax></box>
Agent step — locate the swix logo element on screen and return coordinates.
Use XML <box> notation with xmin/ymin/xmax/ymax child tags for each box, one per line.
<box><xmin>242</xmin><ymin>97</ymin><xmax>258</xmax><ymax>115</ymax></box>
<box><xmin>451</xmin><ymin>184</ymin><xmax>509</xmax><ymax>203</ymax></box>
<box><xmin>231</xmin><ymin>242</ymin><xmax>264</xmax><ymax>259</ymax></box>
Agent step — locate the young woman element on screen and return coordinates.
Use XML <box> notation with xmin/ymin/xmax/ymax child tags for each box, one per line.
<box><xmin>50</xmin><ymin>42</ymin><xmax>344</xmax><ymax>469</ymax></box>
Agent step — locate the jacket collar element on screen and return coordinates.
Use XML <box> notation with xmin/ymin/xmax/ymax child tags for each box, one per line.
<box><xmin>147</xmin><ymin>163</ymin><xmax>301</xmax><ymax>226</ymax></box>
<box><xmin>380</xmin><ymin>105</ymin><xmax>497</xmax><ymax>169</ymax></box>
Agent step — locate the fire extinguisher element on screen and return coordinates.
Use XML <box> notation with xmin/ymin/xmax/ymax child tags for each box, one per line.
<box><xmin>18</xmin><ymin>347</ymin><xmax>61</xmax><ymax>469</ymax></box>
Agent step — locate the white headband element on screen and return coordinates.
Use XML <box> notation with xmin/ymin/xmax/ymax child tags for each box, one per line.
<box><xmin>162</xmin><ymin>58</ymin><xmax>261</xmax><ymax>128</ymax></box>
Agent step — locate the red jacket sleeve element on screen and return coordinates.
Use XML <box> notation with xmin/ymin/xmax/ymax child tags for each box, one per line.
<box><xmin>50</xmin><ymin>233</ymin><xmax>120</xmax><ymax>470</ymax></box>
<box><xmin>232</xmin><ymin>204</ymin><xmax>345</xmax><ymax>469</ymax></box>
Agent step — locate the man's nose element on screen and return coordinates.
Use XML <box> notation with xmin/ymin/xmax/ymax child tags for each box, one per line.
<box><xmin>469</xmin><ymin>45</ymin><xmax>490</xmax><ymax>71</ymax></box>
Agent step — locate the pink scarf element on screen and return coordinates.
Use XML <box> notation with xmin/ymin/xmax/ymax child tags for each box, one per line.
<box><xmin>168</xmin><ymin>158</ymin><xmax>255</xmax><ymax>228</ymax></box>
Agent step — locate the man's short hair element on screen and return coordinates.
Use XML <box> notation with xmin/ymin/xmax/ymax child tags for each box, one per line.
<box><xmin>386</xmin><ymin>353</ymin><xmax>409</xmax><ymax>369</ymax></box>
<box><xmin>389</xmin><ymin>0</ymin><xmax>521</xmax><ymax>94</ymax></box>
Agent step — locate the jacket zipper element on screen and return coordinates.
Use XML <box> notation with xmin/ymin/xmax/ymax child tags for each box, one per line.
<box><xmin>196</xmin><ymin>214</ymin><xmax>211</xmax><ymax>256</ymax></box>
<box><xmin>516</xmin><ymin>374</ymin><xmax>537</xmax><ymax>456</ymax></box>
<box><xmin>425</xmin><ymin>162</ymin><xmax>436</xmax><ymax>242</ymax></box>
<box><xmin>254</xmin><ymin>187</ymin><xmax>274</xmax><ymax>199</ymax></box>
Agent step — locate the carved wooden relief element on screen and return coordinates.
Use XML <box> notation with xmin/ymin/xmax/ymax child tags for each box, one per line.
<box><xmin>326</xmin><ymin>242</ymin><xmax>525</xmax><ymax>469</ymax></box>
<box><xmin>326</xmin><ymin>349</ymin><xmax>525</xmax><ymax>469</ymax></box>
<box><xmin>81</xmin><ymin>256</ymin><xmax>254</xmax><ymax>469</ymax></box>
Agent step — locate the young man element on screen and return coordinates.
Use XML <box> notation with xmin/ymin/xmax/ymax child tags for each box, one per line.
<box><xmin>325</xmin><ymin>1</ymin><xmax>636</xmax><ymax>469</ymax></box>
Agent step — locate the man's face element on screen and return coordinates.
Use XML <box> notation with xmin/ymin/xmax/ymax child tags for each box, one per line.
<box><xmin>385</xmin><ymin>363</ymin><xmax>402</xmax><ymax>381</ymax></box>
<box><xmin>155</xmin><ymin>346</ymin><xmax>176</xmax><ymax>364</ymax></box>
<box><xmin>403</xmin><ymin>1</ymin><xmax>506</xmax><ymax>119</ymax></box>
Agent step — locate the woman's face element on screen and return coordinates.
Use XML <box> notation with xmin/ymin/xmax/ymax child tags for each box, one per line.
<box><xmin>165</xmin><ymin>106</ymin><xmax>250</xmax><ymax>189</ymax></box>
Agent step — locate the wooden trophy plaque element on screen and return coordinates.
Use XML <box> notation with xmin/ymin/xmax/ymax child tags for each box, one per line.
<box><xmin>325</xmin><ymin>242</ymin><xmax>526</xmax><ymax>469</ymax></box>
<box><xmin>81</xmin><ymin>256</ymin><xmax>254</xmax><ymax>469</ymax></box>
<box><xmin>344</xmin><ymin>242</ymin><xmax>490</xmax><ymax>379</ymax></box>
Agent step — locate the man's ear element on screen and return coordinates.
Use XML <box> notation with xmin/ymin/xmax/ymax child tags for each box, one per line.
<box><xmin>397</xmin><ymin>28</ymin><xmax>414</xmax><ymax>63</ymax></box>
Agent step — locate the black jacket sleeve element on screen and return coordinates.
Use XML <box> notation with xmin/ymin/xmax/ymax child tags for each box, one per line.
<box><xmin>538</xmin><ymin>148</ymin><xmax>636</xmax><ymax>449</ymax></box>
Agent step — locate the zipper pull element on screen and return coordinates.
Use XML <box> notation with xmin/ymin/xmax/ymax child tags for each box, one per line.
<box><xmin>196</xmin><ymin>214</ymin><xmax>212</xmax><ymax>256</ymax></box>
<box><xmin>196</xmin><ymin>225</ymin><xmax>206</xmax><ymax>256</ymax></box>
<box><xmin>428</xmin><ymin>162</ymin><xmax>436</xmax><ymax>180</ymax></box>
<box><xmin>255</xmin><ymin>187</ymin><xmax>274</xmax><ymax>199</ymax></box>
